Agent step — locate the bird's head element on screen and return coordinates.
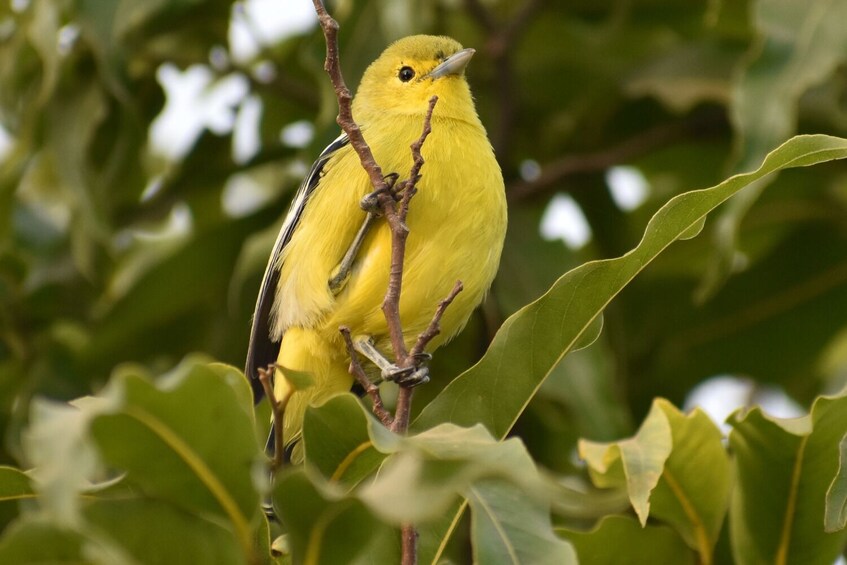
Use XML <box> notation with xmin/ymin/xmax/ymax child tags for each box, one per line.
<box><xmin>353</xmin><ymin>35</ymin><xmax>481</xmax><ymax>126</ymax></box>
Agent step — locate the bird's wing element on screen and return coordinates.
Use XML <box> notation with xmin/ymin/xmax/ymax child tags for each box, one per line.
<box><xmin>245</xmin><ymin>133</ymin><xmax>350</xmax><ymax>402</ymax></box>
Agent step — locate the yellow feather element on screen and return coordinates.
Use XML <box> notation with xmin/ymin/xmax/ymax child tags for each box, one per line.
<box><xmin>266</xmin><ymin>35</ymin><xmax>507</xmax><ymax>459</ymax></box>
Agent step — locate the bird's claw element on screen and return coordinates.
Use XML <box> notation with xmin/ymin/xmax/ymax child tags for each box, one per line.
<box><xmin>382</xmin><ymin>352</ymin><xmax>431</xmax><ymax>387</ymax></box>
<box><xmin>360</xmin><ymin>173</ymin><xmax>401</xmax><ymax>213</ymax></box>
<box><xmin>412</xmin><ymin>352</ymin><xmax>432</xmax><ymax>364</ymax></box>
<box><xmin>382</xmin><ymin>364</ymin><xmax>430</xmax><ymax>387</ymax></box>
<box><xmin>359</xmin><ymin>192</ymin><xmax>382</xmax><ymax>214</ymax></box>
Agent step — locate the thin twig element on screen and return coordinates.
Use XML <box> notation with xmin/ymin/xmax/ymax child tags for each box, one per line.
<box><xmin>391</xmin><ymin>281</ymin><xmax>464</xmax><ymax>437</ymax></box>
<box><xmin>409</xmin><ymin>281</ymin><xmax>464</xmax><ymax>360</ymax></box>
<box><xmin>395</xmin><ymin>96</ymin><xmax>439</xmax><ymax>221</ymax></box>
<box><xmin>340</xmin><ymin>326</ymin><xmax>394</xmax><ymax>426</ymax></box>
<box><xmin>258</xmin><ymin>365</ymin><xmax>285</xmax><ymax>472</ymax></box>
<box><xmin>382</xmin><ymin>96</ymin><xmax>439</xmax><ymax>361</ymax></box>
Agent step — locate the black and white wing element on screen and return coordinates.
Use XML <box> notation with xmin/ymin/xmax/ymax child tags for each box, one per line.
<box><xmin>245</xmin><ymin>133</ymin><xmax>350</xmax><ymax>402</ymax></box>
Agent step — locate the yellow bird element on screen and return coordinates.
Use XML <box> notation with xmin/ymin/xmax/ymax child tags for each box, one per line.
<box><xmin>246</xmin><ymin>35</ymin><xmax>507</xmax><ymax>461</ymax></box>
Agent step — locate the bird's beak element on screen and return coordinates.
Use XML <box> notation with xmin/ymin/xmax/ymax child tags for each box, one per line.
<box><xmin>426</xmin><ymin>48</ymin><xmax>475</xmax><ymax>79</ymax></box>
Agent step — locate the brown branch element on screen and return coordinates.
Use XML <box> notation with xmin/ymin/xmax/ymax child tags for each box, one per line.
<box><xmin>507</xmin><ymin>111</ymin><xmax>727</xmax><ymax>202</ymax></box>
<box><xmin>340</xmin><ymin>326</ymin><xmax>394</xmax><ymax>427</ymax></box>
<box><xmin>384</xmin><ymin>97</ymin><xmax>441</xmax><ymax>440</ymax></box>
<box><xmin>258</xmin><ymin>365</ymin><xmax>285</xmax><ymax>472</ymax></box>
<box><xmin>400</xmin><ymin>526</ymin><xmax>419</xmax><ymax>565</ymax></box>
<box><xmin>311</xmin><ymin>0</ymin><xmax>390</xmax><ymax>196</ymax></box>
<box><xmin>312</xmin><ymin>6</ymin><xmax>455</xmax><ymax>563</ymax></box>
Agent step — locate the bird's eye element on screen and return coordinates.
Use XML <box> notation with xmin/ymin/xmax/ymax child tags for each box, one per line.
<box><xmin>398</xmin><ymin>66</ymin><xmax>415</xmax><ymax>82</ymax></box>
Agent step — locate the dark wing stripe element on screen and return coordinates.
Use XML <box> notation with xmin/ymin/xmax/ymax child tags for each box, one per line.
<box><xmin>245</xmin><ymin>133</ymin><xmax>350</xmax><ymax>403</ymax></box>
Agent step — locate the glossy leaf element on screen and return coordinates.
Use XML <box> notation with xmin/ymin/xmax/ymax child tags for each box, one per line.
<box><xmin>417</xmin><ymin>135</ymin><xmax>847</xmax><ymax>442</ymax></box>
<box><xmin>0</xmin><ymin>466</ymin><xmax>35</xmax><ymax>532</ymax></box>
<box><xmin>0</xmin><ymin>466</ymin><xmax>34</xmax><ymax>503</ymax></box>
<box><xmin>0</xmin><ymin>520</ymin><xmax>86</xmax><ymax>564</ymax></box>
<box><xmin>359</xmin><ymin>423</ymin><xmax>550</xmax><ymax>525</ymax></box>
<box><xmin>83</xmin><ymin>497</ymin><xmax>245</xmax><ymax>565</ymax></box>
<box><xmin>647</xmin><ymin>401</ymin><xmax>730</xmax><ymax>559</ymax></box>
<box><xmin>273</xmin><ymin>469</ymin><xmax>393</xmax><ymax>565</ymax></box>
<box><xmin>469</xmin><ymin>478</ymin><xmax>577</xmax><ymax>565</ymax></box>
<box><xmin>728</xmin><ymin>393</ymin><xmax>847</xmax><ymax>564</ymax></box>
<box><xmin>414</xmin><ymin>135</ymin><xmax>847</xmax><ymax>559</ymax></box>
<box><xmin>579</xmin><ymin>400</ymin><xmax>672</xmax><ymax>526</ymax></box>
<box><xmin>302</xmin><ymin>393</ymin><xmax>390</xmax><ymax>487</ymax></box>
<box><xmin>578</xmin><ymin>398</ymin><xmax>730</xmax><ymax>561</ymax></box>
<box><xmin>561</xmin><ymin>515</ymin><xmax>696</xmax><ymax>565</ymax></box>
<box><xmin>88</xmin><ymin>360</ymin><xmax>263</xmax><ymax>557</ymax></box>
<box><xmin>825</xmin><ymin>432</ymin><xmax>847</xmax><ymax>532</ymax></box>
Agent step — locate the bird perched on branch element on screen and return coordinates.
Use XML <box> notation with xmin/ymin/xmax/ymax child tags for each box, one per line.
<box><xmin>246</xmin><ymin>35</ymin><xmax>507</xmax><ymax>462</ymax></box>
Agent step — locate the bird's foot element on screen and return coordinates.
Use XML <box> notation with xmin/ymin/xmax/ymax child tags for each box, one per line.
<box><xmin>360</xmin><ymin>172</ymin><xmax>400</xmax><ymax>213</ymax></box>
<box><xmin>382</xmin><ymin>363</ymin><xmax>430</xmax><ymax>387</ymax></box>
<box><xmin>353</xmin><ymin>337</ymin><xmax>431</xmax><ymax>387</ymax></box>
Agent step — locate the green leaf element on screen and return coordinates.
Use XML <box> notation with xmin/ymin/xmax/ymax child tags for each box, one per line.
<box><xmin>469</xmin><ymin>478</ymin><xmax>577</xmax><ymax>565</ymax></box>
<box><xmin>578</xmin><ymin>399</ymin><xmax>730</xmax><ymax>561</ymax></box>
<box><xmin>304</xmin><ymin>399</ymin><xmax>572</xmax><ymax>563</ymax></box>
<box><xmin>728</xmin><ymin>393</ymin><xmax>847</xmax><ymax>564</ymax></box>
<box><xmin>579</xmin><ymin>400</ymin><xmax>673</xmax><ymax>526</ymax></box>
<box><xmin>732</xmin><ymin>0</ymin><xmax>847</xmax><ymax>172</ymax></box>
<box><xmin>0</xmin><ymin>466</ymin><xmax>34</xmax><ymax>532</ymax></box>
<box><xmin>273</xmin><ymin>469</ymin><xmax>392</xmax><ymax>565</ymax></box>
<box><xmin>0</xmin><ymin>466</ymin><xmax>35</xmax><ymax>502</ymax></box>
<box><xmin>356</xmin><ymin>423</ymin><xmax>572</xmax><ymax>563</ymax></box>
<box><xmin>88</xmin><ymin>359</ymin><xmax>262</xmax><ymax>557</ymax></box>
<box><xmin>302</xmin><ymin>393</ymin><xmax>389</xmax><ymax>486</ymax></box>
<box><xmin>561</xmin><ymin>515</ymin><xmax>696</xmax><ymax>565</ymax></box>
<box><xmin>647</xmin><ymin>400</ymin><xmax>730</xmax><ymax>559</ymax></box>
<box><xmin>359</xmin><ymin>424</ymin><xmax>548</xmax><ymax>525</ymax></box>
<box><xmin>20</xmin><ymin>358</ymin><xmax>264</xmax><ymax>560</ymax></box>
<box><xmin>825</xmin><ymin>432</ymin><xmax>847</xmax><ymax>532</ymax></box>
<box><xmin>413</xmin><ymin>135</ymin><xmax>847</xmax><ymax>559</ymax></box>
<box><xmin>83</xmin><ymin>497</ymin><xmax>245</xmax><ymax>565</ymax></box>
<box><xmin>416</xmin><ymin>135</ymin><xmax>847</xmax><ymax>442</ymax></box>
<box><xmin>0</xmin><ymin>519</ymin><xmax>87</xmax><ymax>564</ymax></box>
<box><xmin>276</xmin><ymin>365</ymin><xmax>316</xmax><ymax>392</ymax></box>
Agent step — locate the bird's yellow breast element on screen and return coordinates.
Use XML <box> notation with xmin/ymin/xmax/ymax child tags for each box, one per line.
<box><xmin>275</xmin><ymin>113</ymin><xmax>506</xmax><ymax>355</ymax></box>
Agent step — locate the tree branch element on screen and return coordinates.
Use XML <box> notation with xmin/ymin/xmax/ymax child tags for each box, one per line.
<box><xmin>409</xmin><ymin>280</ymin><xmax>464</xmax><ymax>361</ymax></box>
<box><xmin>311</xmin><ymin>0</ymin><xmax>390</xmax><ymax>196</ymax></box>
<box><xmin>312</xmin><ymin>5</ymin><xmax>460</xmax><ymax>563</ymax></box>
<box><xmin>507</xmin><ymin>110</ymin><xmax>726</xmax><ymax>202</ymax></box>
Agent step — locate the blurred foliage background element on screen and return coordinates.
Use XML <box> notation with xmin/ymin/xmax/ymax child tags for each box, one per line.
<box><xmin>2</xmin><ymin>0</ymin><xmax>847</xmax><ymax>482</ymax></box>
